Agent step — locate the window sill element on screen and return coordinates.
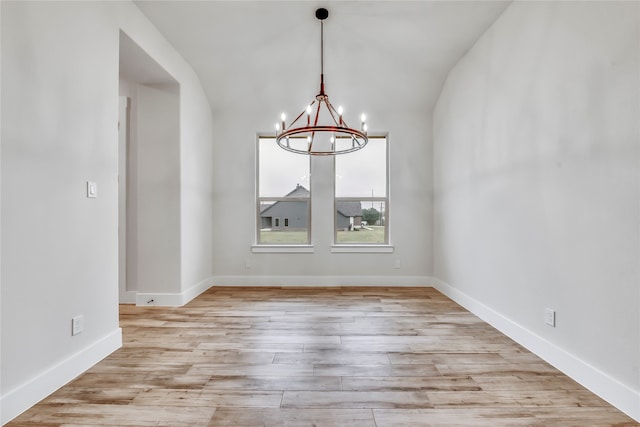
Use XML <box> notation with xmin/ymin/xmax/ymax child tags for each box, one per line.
<box><xmin>252</xmin><ymin>245</ymin><xmax>315</xmax><ymax>253</ymax></box>
<box><xmin>331</xmin><ymin>245</ymin><xmax>394</xmax><ymax>253</ymax></box>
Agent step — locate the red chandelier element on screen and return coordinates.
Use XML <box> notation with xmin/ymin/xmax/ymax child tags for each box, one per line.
<box><xmin>275</xmin><ymin>8</ymin><xmax>368</xmax><ymax>156</ymax></box>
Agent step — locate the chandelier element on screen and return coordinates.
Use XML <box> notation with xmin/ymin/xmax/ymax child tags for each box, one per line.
<box><xmin>275</xmin><ymin>8</ymin><xmax>368</xmax><ymax>156</ymax></box>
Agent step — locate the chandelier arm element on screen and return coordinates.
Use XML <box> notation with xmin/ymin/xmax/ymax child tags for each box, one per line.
<box><xmin>325</xmin><ymin>100</ymin><xmax>341</xmax><ymax>127</ymax></box>
<box><xmin>313</xmin><ymin>102</ymin><xmax>322</xmax><ymax>127</ymax></box>
<box><xmin>305</xmin><ymin>101</ymin><xmax>323</xmax><ymax>152</ymax></box>
<box><xmin>288</xmin><ymin>109</ymin><xmax>307</xmax><ymax>128</ymax></box>
<box><xmin>287</xmin><ymin>99</ymin><xmax>318</xmax><ymax>130</ymax></box>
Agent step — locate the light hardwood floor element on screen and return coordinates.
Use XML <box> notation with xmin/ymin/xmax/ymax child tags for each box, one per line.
<box><xmin>8</xmin><ymin>287</ymin><xmax>638</xmax><ymax>426</ymax></box>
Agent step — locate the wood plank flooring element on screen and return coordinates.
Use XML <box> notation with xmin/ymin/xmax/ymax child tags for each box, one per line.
<box><xmin>7</xmin><ymin>287</ymin><xmax>638</xmax><ymax>426</ymax></box>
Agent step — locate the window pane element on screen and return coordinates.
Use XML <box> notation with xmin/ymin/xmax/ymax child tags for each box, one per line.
<box><xmin>259</xmin><ymin>200</ymin><xmax>309</xmax><ymax>244</ymax></box>
<box><xmin>335</xmin><ymin>137</ymin><xmax>386</xmax><ymax>198</ymax></box>
<box><xmin>259</xmin><ymin>137</ymin><xmax>310</xmax><ymax>197</ymax></box>
<box><xmin>336</xmin><ymin>200</ymin><xmax>386</xmax><ymax>244</ymax></box>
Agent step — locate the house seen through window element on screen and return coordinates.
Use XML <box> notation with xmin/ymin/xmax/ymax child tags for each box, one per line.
<box><xmin>335</xmin><ymin>135</ymin><xmax>388</xmax><ymax>244</ymax></box>
<box><xmin>257</xmin><ymin>135</ymin><xmax>388</xmax><ymax>246</ymax></box>
<box><xmin>257</xmin><ymin>137</ymin><xmax>310</xmax><ymax>244</ymax></box>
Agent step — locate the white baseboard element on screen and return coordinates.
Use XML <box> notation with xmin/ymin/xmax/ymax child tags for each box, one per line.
<box><xmin>431</xmin><ymin>277</ymin><xmax>640</xmax><ymax>423</ymax></box>
<box><xmin>119</xmin><ymin>290</ymin><xmax>137</xmax><ymax>304</ymax></box>
<box><xmin>134</xmin><ymin>276</ymin><xmax>435</xmax><ymax>305</ymax></box>
<box><xmin>182</xmin><ymin>276</ymin><xmax>215</xmax><ymax>303</ymax></box>
<box><xmin>135</xmin><ymin>276</ymin><xmax>215</xmax><ymax>306</ymax></box>
<box><xmin>0</xmin><ymin>328</ymin><xmax>122</xmax><ymax>425</ymax></box>
<box><xmin>211</xmin><ymin>275</ymin><xmax>437</xmax><ymax>287</ymax></box>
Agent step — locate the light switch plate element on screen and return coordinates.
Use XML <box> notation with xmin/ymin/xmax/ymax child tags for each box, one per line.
<box><xmin>87</xmin><ymin>181</ymin><xmax>97</xmax><ymax>198</ymax></box>
<box><xmin>545</xmin><ymin>308</ymin><xmax>556</xmax><ymax>327</ymax></box>
<box><xmin>72</xmin><ymin>315</ymin><xmax>83</xmax><ymax>336</ymax></box>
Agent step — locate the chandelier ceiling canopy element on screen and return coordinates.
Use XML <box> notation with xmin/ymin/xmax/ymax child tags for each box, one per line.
<box><xmin>275</xmin><ymin>8</ymin><xmax>368</xmax><ymax>156</ymax></box>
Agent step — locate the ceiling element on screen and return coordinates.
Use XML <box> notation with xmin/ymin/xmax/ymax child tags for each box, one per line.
<box><xmin>133</xmin><ymin>1</ymin><xmax>511</xmax><ymax>117</ymax></box>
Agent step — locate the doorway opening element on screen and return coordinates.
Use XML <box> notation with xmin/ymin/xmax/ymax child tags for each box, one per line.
<box><xmin>118</xmin><ymin>30</ymin><xmax>180</xmax><ymax>304</ymax></box>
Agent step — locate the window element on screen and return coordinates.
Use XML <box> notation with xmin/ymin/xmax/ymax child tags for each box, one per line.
<box><xmin>335</xmin><ymin>136</ymin><xmax>388</xmax><ymax>244</ymax></box>
<box><xmin>257</xmin><ymin>136</ymin><xmax>310</xmax><ymax>244</ymax></box>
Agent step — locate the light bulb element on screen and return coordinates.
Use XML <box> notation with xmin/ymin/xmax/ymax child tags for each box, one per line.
<box><xmin>281</xmin><ymin>113</ymin><xmax>286</xmax><ymax>121</ymax></box>
<box><xmin>337</xmin><ymin>106</ymin><xmax>343</xmax><ymax>115</ymax></box>
<box><xmin>363</xmin><ymin>123</ymin><xmax>368</xmax><ymax>132</ymax></box>
<box><xmin>275</xmin><ymin>123</ymin><xmax>280</xmax><ymax>131</ymax></box>
<box><xmin>306</xmin><ymin>105</ymin><xmax>312</xmax><ymax>115</ymax></box>
<box><xmin>361</xmin><ymin>113</ymin><xmax>366</xmax><ymax>122</ymax></box>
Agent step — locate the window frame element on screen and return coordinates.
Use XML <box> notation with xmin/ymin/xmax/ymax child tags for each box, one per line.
<box><xmin>333</xmin><ymin>134</ymin><xmax>390</xmax><ymax>248</ymax></box>
<box><xmin>255</xmin><ymin>135</ymin><xmax>312</xmax><ymax>249</ymax></box>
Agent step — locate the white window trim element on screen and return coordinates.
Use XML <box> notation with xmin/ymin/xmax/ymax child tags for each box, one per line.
<box><xmin>333</xmin><ymin>134</ymin><xmax>391</xmax><ymax>248</ymax></box>
<box><xmin>256</xmin><ymin>135</ymin><xmax>312</xmax><ymax>247</ymax></box>
<box><xmin>252</xmin><ymin>245</ymin><xmax>314</xmax><ymax>253</ymax></box>
<box><xmin>330</xmin><ymin>245</ymin><xmax>393</xmax><ymax>253</ymax></box>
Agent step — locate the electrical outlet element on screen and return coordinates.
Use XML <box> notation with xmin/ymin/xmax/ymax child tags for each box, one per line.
<box><xmin>545</xmin><ymin>308</ymin><xmax>556</xmax><ymax>327</ymax></box>
<box><xmin>394</xmin><ymin>259</ymin><xmax>401</xmax><ymax>269</ymax></box>
<box><xmin>72</xmin><ymin>315</ymin><xmax>84</xmax><ymax>336</ymax></box>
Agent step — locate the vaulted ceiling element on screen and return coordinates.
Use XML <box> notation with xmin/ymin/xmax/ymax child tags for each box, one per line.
<box><xmin>133</xmin><ymin>1</ymin><xmax>511</xmax><ymax>116</ymax></box>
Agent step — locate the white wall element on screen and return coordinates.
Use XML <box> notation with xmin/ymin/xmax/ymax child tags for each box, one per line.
<box><xmin>433</xmin><ymin>1</ymin><xmax>639</xmax><ymax>420</ymax></box>
<box><xmin>1</xmin><ymin>2</ymin><xmax>121</xmax><ymax>422</ymax></box>
<box><xmin>0</xmin><ymin>1</ymin><xmax>213</xmax><ymax>423</ymax></box>
<box><xmin>135</xmin><ymin>84</ymin><xmax>181</xmax><ymax>295</ymax></box>
<box><xmin>117</xmin><ymin>5</ymin><xmax>214</xmax><ymax>304</ymax></box>
<box><xmin>119</xmin><ymin>79</ymin><xmax>183</xmax><ymax>301</ymax></box>
<box><xmin>179</xmin><ymin>76</ymin><xmax>214</xmax><ymax>297</ymax></box>
<box><xmin>211</xmin><ymin>107</ymin><xmax>433</xmax><ymax>285</ymax></box>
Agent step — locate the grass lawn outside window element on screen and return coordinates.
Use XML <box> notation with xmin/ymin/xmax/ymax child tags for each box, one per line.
<box><xmin>336</xmin><ymin>226</ymin><xmax>385</xmax><ymax>244</ymax></box>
